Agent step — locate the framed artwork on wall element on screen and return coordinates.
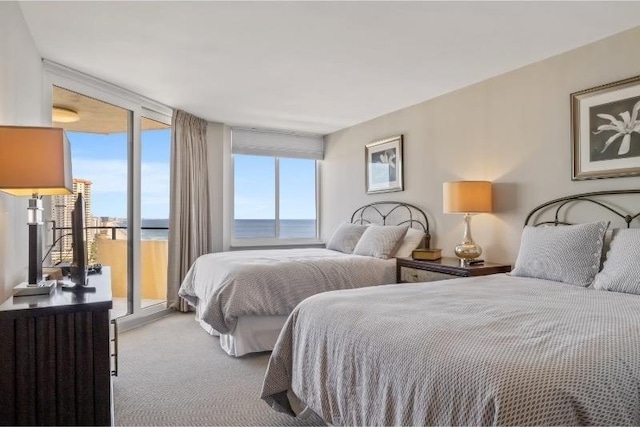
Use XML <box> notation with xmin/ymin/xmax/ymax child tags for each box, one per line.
<box><xmin>571</xmin><ymin>75</ymin><xmax>640</xmax><ymax>180</ymax></box>
<box><xmin>365</xmin><ymin>135</ymin><xmax>403</xmax><ymax>194</ymax></box>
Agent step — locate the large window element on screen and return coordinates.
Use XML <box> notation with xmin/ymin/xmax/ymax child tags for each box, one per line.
<box><xmin>45</xmin><ymin>61</ymin><xmax>172</xmax><ymax>326</ymax></box>
<box><xmin>232</xmin><ymin>128</ymin><xmax>322</xmax><ymax>244</ymax></box>
<box><xmin>233</xmin><ymin>155</ymin><xmax>317</xmax><ymax>241</ymax></box>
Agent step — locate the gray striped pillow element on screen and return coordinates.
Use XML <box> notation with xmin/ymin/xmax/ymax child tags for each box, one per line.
<box><xmin>593</xmin><ymin>229</ymin><xmax>640</xmax><ymax>294</ymax></box>
<box><xmin>511</xmin><ymin>221</ymin><xmax>609</xmax><ymax>287</ymax></box>
<box><xmin>353</xmin><ymin>225</ymin><xmax>408</xmax><ymax>259</ymax></box>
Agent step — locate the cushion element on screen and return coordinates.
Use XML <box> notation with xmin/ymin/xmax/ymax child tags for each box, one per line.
<box><xmin>510</xmin><ymin>221</ymin><xmax>609</xmax><ymax>287</ymax></box>
<box><xmin>393</xmin><ymin>228</ymin><xmax>426</xmax><ymax>258</ymax></box>
<box><xmin>593</xmin><ymin>228</ymin><xmax>640</xmax><ymax>294</ymax></box>
<box><xmin>353</xmin><ymin>225</ymin><xmax>408</xmax><ymax>259</ymax></box>
<box><xmin>326</xmin><ymin>222</ymin><xmax>368</xmax><ymax>253</ymax></box>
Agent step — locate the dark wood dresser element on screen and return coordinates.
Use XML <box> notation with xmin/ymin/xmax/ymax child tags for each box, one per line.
<box><xmin>0</xmin><ymin>269</ymin><xmax>113</xmax><ymax>426</ymax></box>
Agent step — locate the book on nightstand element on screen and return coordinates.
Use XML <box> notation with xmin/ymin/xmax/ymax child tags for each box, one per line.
<box><xmin>411</xmin><ymin>248</ymin><xmax>442</xmax><ymax>260</ymax></box>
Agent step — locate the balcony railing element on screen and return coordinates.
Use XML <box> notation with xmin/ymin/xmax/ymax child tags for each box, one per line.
<box><xmin>51</xmin><ymin>224</ymin><xmax>169</xmax><ymax>318</ymax></box>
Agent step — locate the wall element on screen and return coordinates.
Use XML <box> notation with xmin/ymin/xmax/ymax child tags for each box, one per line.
<box><xmin>206</xmin><ymin>121</ymin><xmax>231</xmax><ymax>252</ymax></box>
<box><xmin>322</xmin><ymin>26</ymin><xmax>640</xmax><ymax>264</ymax></box>
<box><xmin>0</xmin><ymin>2</ymin><xmax>44</xmax><ymax>302</ymax></box>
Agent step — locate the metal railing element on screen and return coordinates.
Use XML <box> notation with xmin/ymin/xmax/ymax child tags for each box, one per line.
<box><xmin>50</xmin><ymin>222</ymin><xmax>169</xmax><ymax>262</ymax></box>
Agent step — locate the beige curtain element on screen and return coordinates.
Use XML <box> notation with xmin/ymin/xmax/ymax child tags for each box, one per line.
<box><xmin>167</xmin><ymin>110</ymin><xmax>212</xmax><ymax>312</ymax></box>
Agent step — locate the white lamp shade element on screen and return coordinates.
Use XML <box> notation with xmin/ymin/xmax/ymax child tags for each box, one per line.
<box><xmin>443</xmin><ymin>181</ymin><xmax>492</xmax><ymax>213</ymax></box>
<box><xmin>0</xmin><ymin>126</ymin><xmax>73</xmax><ymax>196</ymax></box>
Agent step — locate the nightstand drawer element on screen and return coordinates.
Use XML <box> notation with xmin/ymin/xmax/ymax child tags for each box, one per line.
<box><xmin>401</xmin><ymin>267</ymin><xmax>454</xmax><ymax>283</ymax></box>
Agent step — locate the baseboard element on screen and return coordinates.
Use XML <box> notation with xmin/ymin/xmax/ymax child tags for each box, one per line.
<box><xmin>115</xmin><ymin>307</ymin><xmax>174</xmax><ymax>333</ymax></box>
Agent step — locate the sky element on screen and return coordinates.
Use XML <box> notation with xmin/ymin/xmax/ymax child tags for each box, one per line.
<box><xmin>68</xmin><ymin>129</ymin><xmax>170</xmax><ymax>219</ymax></box>
<box><xmin>234</xmin><ymin>155</ymin><xmax>316</xmax><ymax>220</ymax></box>
<box><xmin>68</xmin><ymin>132</ymin><xmax>316</xmax><ymax>220</ymax></box>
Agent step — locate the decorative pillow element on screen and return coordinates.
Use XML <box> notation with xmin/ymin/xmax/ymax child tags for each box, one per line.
<box><xmin>353</xmin><ymin>225</ymin><xmax>408</xmax><ymax>259</ymax></box>
<box><xmin>326</xmin><ymin>222</ymin><xmax>368</xmax><ymax>254</ymax></box>
<box><xmin>393</xmin><ymin>228</ymin><xmax>426</xmax><ymax>258</ymax></box>
<box><xmin>511</xmin><ymin>221</ymin><xmax>609</xmax><ymax>287</ymax></box>
<box><xmin>593</xmin><ymin>229</ymin><xmax>640</xmax><ymax>294</ymax></box>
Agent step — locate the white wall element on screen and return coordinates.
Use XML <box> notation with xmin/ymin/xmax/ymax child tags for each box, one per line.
<box><xmin>0</xmin><ymin>2</ymin><xmax>44</xmax><ymax>302</ymax></box>
<box><xmin>322</xmin><ymin>26</ymin><xmax>640</xmax><ymax>264</ymax></box>
<box><xmin>206</xmin><ymin>121</ymin><xmax>231</xmax><ymax>252</ymax></box>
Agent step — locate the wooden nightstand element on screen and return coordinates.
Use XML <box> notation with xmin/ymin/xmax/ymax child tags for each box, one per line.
<box><xmin>397</xmin><ymin>257</ymin><xmax>511</xmax><ymax>283</ymax></box>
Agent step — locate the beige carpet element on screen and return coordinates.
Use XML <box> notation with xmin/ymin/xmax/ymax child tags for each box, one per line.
<box><xmin>113</xmin><ymin>313</ymin><xmax>323</xmax><ymax>426</ymax></box>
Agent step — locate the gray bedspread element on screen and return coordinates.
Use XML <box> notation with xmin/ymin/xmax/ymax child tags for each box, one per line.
<box><xmin>261</xmin><ymin>274</ymin><xmax>640</xmax><ymax>426</ymax></box>
<box><xmin>178</xmin><ymin>248</ymin><xmax>396</xmax><ymax>334</ymax></box>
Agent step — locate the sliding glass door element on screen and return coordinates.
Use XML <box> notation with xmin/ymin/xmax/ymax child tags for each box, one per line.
<box><xmin>45</xmin><ymin>63</ymin><xmax>172</xmax><ymax>324</ymax></box>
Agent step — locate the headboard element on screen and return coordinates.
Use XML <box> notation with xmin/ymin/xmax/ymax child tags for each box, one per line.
<box><xmin>350</xmin><ymin>201</ymin><xmax>431</xmax><ymax>248</ymax></box>
<box><xmin>524</xmin><ymin>189</ymin><xmax>640</xmax><ymax>228</ymax></box>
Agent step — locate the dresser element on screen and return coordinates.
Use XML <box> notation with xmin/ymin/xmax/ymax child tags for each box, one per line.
<box><xmin>397</xmin><ymin>257</ymin><xmax>511</xmax><ymax>283</ymax></box>
<box><xmin>0</xmin><ymin>268</ymin><xmax>113</xmax><ymax>426</ymax></box>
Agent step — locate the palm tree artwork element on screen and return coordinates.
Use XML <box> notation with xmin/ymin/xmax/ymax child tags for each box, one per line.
<box><xmin>593</xmin><ymin>99</ymin><xmax>640</xmax><ymax>156</ymax></box>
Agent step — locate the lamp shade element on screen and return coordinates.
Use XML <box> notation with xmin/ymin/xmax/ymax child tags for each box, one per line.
<box><xmin>0</xmin><ymin>126</ymin><xmax>73</xmax><ymax>196</ymax></box>
<box><xmin>443</xmin><ymin>181</ymin><xmax>492</xmax><ymax>213</ymax></box>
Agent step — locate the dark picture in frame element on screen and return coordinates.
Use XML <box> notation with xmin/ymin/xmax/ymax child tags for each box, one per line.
<box><xmin>571</xmin><ymin>75</ymin><xmax>640</xmax><ymax>180</ymax></box>
<box><xmin>365</xmin><ymin>135</ymin><xmax>403</xmax><ymax>194</ymax></box>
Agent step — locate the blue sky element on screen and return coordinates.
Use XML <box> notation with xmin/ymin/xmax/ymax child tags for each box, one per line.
<box><xmin>67</xmin><ymin>129</ymin><xmax>170</xmax><ymax>219</ymax></box>
<box><xmin>68</xmin><ymin>132</ymin><xmax>316</xmax><ymax>220</ymax></box>
<box><xmin>234</xmin><ymin>155</ymin><xmax>316</xmax><ymax>220</ymax></box>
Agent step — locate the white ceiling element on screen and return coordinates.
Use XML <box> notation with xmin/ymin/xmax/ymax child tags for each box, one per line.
<box><xmin>19</xmin><ymin>1</ymin><xmax>640</xmax><ymax>135</ymax></box>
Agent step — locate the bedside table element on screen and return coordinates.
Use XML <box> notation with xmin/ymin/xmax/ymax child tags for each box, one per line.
<box><xmin>397</xmin><ymin>257</ymin><xmax>511</xmax><ymax>283</ymax></box>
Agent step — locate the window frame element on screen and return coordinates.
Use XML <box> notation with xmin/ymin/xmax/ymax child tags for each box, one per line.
<box><xmin>43</xmin><ymin>61</ymin><xmax>173</xmax><ymax>329</ymax></box>
<box><xmin>231</xmin><ymin>154</ymin><xmax>321</xmax><ymax>248</ymax></box>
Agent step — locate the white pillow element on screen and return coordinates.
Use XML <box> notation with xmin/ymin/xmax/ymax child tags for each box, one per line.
<box><xmin>510</xmin><ymin>221</ymin><xmax>609</xmax><ymax>287</ymax></box>
<box><xmin>353</xmin><ymin>225</ymin><xmax>408</xmax><ymax>259</ymax></box>
<box><xmin>593</xmin><ymin>229</ymin><xmax>640</xmax><ymax>294</ymax></box>
<box><xmin>326</xmin><ymin>222</ymin><xmax>368</xmax><ymax>254</ymax></box>
<box><xmin>393</xmin><ymin>228</ymin><xmax>426</xmax><ymax>258</ymax></box>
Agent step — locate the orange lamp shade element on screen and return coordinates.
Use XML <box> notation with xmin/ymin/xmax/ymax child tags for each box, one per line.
<box><xmin>443</xmin><ymin>181</ymin><xmax>492</xmax><ymax>214</ymax></box>
<box><xmin>0</xmin><ymin>126</ymin><xmax>73</xmax><ymax>196</ymax></box>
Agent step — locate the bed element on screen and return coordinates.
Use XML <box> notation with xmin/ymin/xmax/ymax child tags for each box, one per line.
<box><xmin>178</xmin><ymin>201</ymin><xmax>430</xmax><ymax>356</ymax></box>
<box><xmin>261</xmin><ymin>190</ymin><xmax>640</xmax><ymax>425</ymax></box>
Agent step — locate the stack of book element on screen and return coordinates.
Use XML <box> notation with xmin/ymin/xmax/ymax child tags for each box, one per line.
<box><xmin>411</xmin><ymin>248</ymin><xmax>442</xmax><ymax>260</ymax></box>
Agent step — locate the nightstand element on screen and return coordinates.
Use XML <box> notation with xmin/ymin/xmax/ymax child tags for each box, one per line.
<box><xmin>396</xmin><ymin>257</ymin><xmax>511</xmax><ymax>283</ymax></box>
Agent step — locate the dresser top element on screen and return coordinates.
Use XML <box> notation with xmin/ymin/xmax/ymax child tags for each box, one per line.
<box><xmin>0</xmin><ymin>267</ymin><xmax>113</xmax><ymax>319</ymax></box>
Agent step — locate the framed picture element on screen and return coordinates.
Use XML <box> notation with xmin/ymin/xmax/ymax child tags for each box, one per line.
<box><xmin>571</xmin><ymin>75</ymin><xmax>640</xmax><ymax>180</ymax></box>
<box><xmin>365</xmin><ymin>135</ymin><xmax>403</xmax><ymax>194</ymax></box>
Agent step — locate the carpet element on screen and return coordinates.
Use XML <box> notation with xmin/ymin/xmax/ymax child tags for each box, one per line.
<box><xmin>113</xmin><ymin>312</ymin><xmax>323</xmax><ymax>426</ymax></box>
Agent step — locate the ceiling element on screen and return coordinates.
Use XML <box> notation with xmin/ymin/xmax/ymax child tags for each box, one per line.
<box><xmin>20</xmin><ymin>1</ymin><xmax>640</xmax><ymax>135</ymax></box>
<box><xmin>52</xmin><ymin>86</ymin><xmax>169</xmax><ymax>133</ymax></box>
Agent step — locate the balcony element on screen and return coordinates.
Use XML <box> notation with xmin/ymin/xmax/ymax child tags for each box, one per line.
<box><xmin>52</xmin><ymin>225</ymin><xmax>168</xmax><ymax>318</ymax></box>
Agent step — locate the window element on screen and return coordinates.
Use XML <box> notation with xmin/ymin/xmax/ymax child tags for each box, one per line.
<box><xmin>231</xmin><ymin>128</ymin><xmax>322</xmax><ymax>244</ymax></box>
<box><xmin>45</xmin><ymin>61</ymin><xmax>172</xmax><ymax>326</ymax></box>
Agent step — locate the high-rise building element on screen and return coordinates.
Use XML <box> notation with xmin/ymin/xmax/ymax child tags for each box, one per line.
<box><xmin>51</xmin><ymin>178</ymin><xmax>94</xmax><ymax>264</ymax></box>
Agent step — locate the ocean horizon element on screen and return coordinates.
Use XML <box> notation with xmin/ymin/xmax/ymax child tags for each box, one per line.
<box><xmin>114</xmin><ymin>218</ymin><xmax>317</xmax><ymax>240</ymax></box>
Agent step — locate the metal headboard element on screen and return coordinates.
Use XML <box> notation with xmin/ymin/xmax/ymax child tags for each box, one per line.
<box><xmin>524</xmin><ymin>189</ymin><xmax>640</xmax><ymax>227</ymax></box>
<box><xmin>350</xmin><ymin>201</ymin><xmax>431</xmax><ymax>248</ymax></box>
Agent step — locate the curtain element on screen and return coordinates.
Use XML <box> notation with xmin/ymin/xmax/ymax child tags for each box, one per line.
<box><xmin>167</xmin><ymin>110</ymin><xmax>212</xmax><ymax>312</ymax></box>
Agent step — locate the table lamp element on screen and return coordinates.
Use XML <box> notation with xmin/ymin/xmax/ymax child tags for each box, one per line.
<box><xmin>443</xmin><ymin>181</ymin><xmax>492</xmax><ymax>266</ymax></box>
<box><xmin>0</xmin><ymin>126</ymin><xmax>73</xmax><ymax>296</ymax></box>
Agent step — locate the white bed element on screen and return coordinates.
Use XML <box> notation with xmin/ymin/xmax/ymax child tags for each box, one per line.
<box><xmin>179</xmin><ymin>202</ymin><xmax>430</xmax><ymax>356</ymax></box>
<box><xmin>261</xmin><ymin>189</ymin><xmax>640</xmax><ymax>425</ymax></box>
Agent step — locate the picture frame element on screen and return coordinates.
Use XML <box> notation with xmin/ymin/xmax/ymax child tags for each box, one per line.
<box><xmin>365</xmin><ymin>135</ymin><xmax>403</xmax><ymax>194</ymax></box>
<box><xmin>571</xmin><ymin>75</ymin><xmax>640</xmax><ymax>180</ymax></box>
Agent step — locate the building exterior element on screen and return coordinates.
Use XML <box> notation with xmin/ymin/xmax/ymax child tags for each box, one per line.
<box><xmin>51</xmin><ymin>178</ymin><xmax>95</xmax><ymax>264</ymax></box>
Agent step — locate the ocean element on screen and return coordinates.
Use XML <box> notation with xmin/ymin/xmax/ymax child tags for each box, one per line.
<box><xmin>120</xmin><ymin>218</ymin><xmax>317</xmax><ymax>240</ymax></box>
<box><xmin>234</xmin><ymin>219</ymin><xmax>317</xmax><ymax>239</ymax></box>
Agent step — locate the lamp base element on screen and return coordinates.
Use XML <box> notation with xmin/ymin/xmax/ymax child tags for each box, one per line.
<box><xmin>13</xmin><ymin>280</ymin><xmax>56</xmax><ymax>297</ymax></box>
<box><xmin>454</xmin><ymin>242</ymin><xmax>483</xmax><ymax>266</ymax></box>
